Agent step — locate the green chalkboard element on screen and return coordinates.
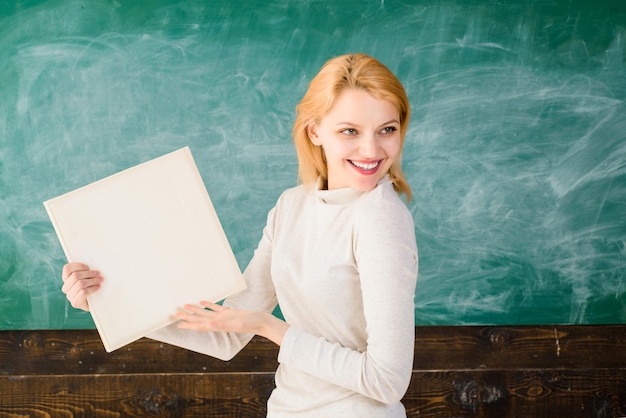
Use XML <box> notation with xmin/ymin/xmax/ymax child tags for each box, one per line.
<box><xmin>1</xmin><ymin>0</ymin><xmax>624</xmax><ymax>330</ymax></box>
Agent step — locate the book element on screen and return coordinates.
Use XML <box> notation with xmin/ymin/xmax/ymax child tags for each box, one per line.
<box><xmin>44</xmin><ymin>147</ymin><xmax>246</xmax><ymax>352</ymax></box>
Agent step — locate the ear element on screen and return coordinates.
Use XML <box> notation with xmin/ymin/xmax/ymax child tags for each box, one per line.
<box><xmin>307</xmin><ymin>124</ymin><xmax>322</xmax><ymax>146</ymax></box>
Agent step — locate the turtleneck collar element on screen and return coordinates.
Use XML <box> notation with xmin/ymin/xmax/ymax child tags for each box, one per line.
<box><xmin>314</xmin><ymin>176</ymin><xmax>391</xmax><ymax>205</ymax></box>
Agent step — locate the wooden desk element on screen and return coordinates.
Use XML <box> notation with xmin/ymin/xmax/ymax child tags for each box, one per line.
<box><xmin>1</xmin><ymin>326</ymin><xmax>625</xmax><ymax>417</ymax></box>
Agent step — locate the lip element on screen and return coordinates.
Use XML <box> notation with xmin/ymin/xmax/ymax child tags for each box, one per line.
<box><xmin>348</xmin><ymin>159</ymin><xmax>383</xmax><ymax>175</ymax></box>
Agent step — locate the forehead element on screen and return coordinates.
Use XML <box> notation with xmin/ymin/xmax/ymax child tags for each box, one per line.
<box><xmin>324</xmin><ymin>88</ymin><xmax>399</xmax><ymax>123</ymax></box>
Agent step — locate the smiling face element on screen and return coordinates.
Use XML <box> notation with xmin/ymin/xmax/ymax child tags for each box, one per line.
<box><xmin>307</xmin><ymin>88</ymin><xmax>402</xmax><ymax>192</ymax></box>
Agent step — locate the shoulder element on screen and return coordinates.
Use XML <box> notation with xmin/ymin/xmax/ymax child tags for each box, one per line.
<box><xmin>353</xmin><ymin>180</ymin><xmax>418</xmax><ymax>281</ymax></box>
<box><xmin>357</xmin><ymin>179</ymin><xmax>414</xmax><ymax>226</ymax></box>
<box><xmin>269</xmin><ymin>183</ymin><xmax>315</xmax><ymax>223</ymax></box>
<box><xmin>275</xmin><ymin>183</ymin><xmax>314</xmax><ymax>207</ymax></box>
<box><xmin>353</xmin><ymin>180</ymin><xmax>417</xmax><ymax>251</ymax></box>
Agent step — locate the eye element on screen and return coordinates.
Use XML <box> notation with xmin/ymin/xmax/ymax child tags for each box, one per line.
<box><xmin>340</xmin><ymin>128</ymin><xmax>358</xmax><ymax>136</ymax></box>
<box><xmin>380</xmin><ymin>126</ymin><xmax>398</xmax><ymax>135</ymax></box>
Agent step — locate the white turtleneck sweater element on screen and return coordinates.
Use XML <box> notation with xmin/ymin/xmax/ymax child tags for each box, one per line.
<box><xmin>148</xmin><ymin>178</ymin><xmax>418</xmax><ymax>417</ymax></box>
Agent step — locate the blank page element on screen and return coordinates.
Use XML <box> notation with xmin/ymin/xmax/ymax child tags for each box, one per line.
<box><xmin>44</xmin><ymin>147</ymin><xmax>246</xmax><ymax>352</ymax></box>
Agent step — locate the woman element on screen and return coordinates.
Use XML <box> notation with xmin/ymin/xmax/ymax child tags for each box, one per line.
<box><xmin>62</xmin><ymin>53</ymin><xmax>418</xmax><ymax>417</ymax></box>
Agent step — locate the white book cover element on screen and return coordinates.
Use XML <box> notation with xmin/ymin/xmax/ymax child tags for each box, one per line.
<box><xmin>44</xmin><ymin>147</ymin><xmax>246</xmax><ymax>352</ymax></box>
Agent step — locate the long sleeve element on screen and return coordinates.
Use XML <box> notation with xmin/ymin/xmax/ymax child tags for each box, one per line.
<box><xmin>276</xmin><ymin>193</ymin><xmax>418</xmax><ymax>403</ymax></box>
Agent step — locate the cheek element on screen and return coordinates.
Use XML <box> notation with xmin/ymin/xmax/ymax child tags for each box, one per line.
<box><xmin>384</xmin><ymin>137</ymin><xmax>402</xmax><ymax>158</ymax></box>
<box><xmin>322</xmin><ymin>139</ymin><xmax>353</xmax><ymax>160</ymax></box>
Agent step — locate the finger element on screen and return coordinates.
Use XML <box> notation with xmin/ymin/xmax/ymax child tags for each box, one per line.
<box><xmin>61</xmin><ymin>262</ymin><xmax>91</xmax><ymax>281</ymax></box>
<box><xmin>177</xmin><ymin>319</ymin><xmax>205</xmax><ymax>330</ymax></box>
<box><xmin>175</xmin><ymin>310</ymin><xmax>212</xmax><ymax>328</ymax></box>
<box><xmin>176</xmin><ymin>311</ymin><xmax>220</xmax><ymax>332</ymax></box>
<box><xmin>181</xmin><ymin>303</ymin><xmax>208</xmax><ymax>314</ymax></box>
<box><xmin>61</xmin><ymin>269</ymin><xmax>102</xmax><ymax>294</ymax></box>
<box><xmin>61</xmin><ymin>276</ymin><xmax>102</xmax><ymax>296</ymax></box>
<box><xmin>199</xmin><ymin>301</ymin><xmax>227</xmax><ymax>312</ymax></box>
<box><xmin>62</xmin><ymin>275</ymin><xmax>103</xmax><ymax>311</ymax></box>
<box><xmin>64</xmin><ymin>278</ymin><xmax>101</xmax><ymax>300</ymax></box>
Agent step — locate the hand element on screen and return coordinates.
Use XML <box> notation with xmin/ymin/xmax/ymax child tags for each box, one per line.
<box><xmin>61</xmin><ymin>262</ymin><xmax>104</xmax><ymax>311</ymax></box>
<box><xmin>176</xmin><ymin>301</ymin><xmax>289</xmax><ymax>346</ymax></box>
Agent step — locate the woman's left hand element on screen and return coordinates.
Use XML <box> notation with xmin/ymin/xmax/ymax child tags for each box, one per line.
<box><xmin>176</xmin><ymin>301</ymin><xmax>289</xmax><ymax>346</ymax></box>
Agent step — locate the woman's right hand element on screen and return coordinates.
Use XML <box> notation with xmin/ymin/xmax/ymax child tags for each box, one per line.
<box><xmin>61</xmin><ymin>262</ymin><xmax>104</xmax><ymax>311</ymax></box>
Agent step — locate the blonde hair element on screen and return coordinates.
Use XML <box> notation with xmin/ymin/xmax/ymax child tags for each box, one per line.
<box><xmin>292</xmin><ymin>53</ymin><xmax>412</xmax><ymax>201</ymax></box>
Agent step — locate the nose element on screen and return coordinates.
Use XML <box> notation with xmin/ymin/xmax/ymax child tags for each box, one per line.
<box><xmin>359</xmin><ymin>134</ymin><xmax>378</xmax><ymax>158</ymax></box>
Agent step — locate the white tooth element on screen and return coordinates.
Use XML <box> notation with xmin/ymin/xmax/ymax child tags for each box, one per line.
<box><xmin>353</xmin><ymin>161</ymin><xmax>379</xmax><ymax>170</ymax></box>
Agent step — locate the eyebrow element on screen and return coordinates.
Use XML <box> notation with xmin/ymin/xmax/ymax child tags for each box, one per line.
<box><xmin>336</xmin><ymin>119</ymin><xmax>400</xmax><ymax>127</ymax></box>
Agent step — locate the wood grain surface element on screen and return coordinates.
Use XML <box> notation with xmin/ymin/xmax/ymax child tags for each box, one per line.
<box><xmin>1</xmin><ymin>326</ymin><xmax>625</xmax><ymax>417</ymax></box>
